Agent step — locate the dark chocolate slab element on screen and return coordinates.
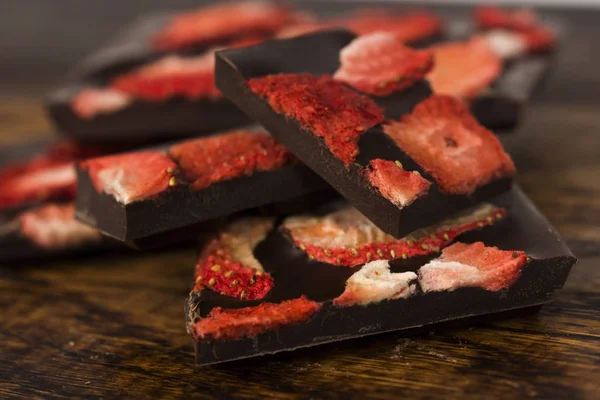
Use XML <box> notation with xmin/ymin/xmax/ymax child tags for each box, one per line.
<box><xmin>47</xmin><ymin>85</ymin><xmax>250</xmax><ymax>145</ymax></box>
<box><xmin>216</xmin><ymin>42</ymin><xmax>513</xmax><ymax>238</ymax></box>
<box><xmin>186</xmin><ymin>186</ymin><xmax>576</xmax><ymax>365</ymax></box>
<box><xmin>75</xmin><ymin>147</ymin><xmax>330</xmax><ymax>242</ymax></box>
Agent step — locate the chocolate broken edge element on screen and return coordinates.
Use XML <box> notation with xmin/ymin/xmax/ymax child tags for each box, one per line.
<box><xmin>185</xmin><ymin>186</ymin><xmax>576</xmax><ymax>365</ymax></box>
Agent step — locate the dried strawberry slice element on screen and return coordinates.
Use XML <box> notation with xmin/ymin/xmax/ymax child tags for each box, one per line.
<box><xmin>247</xmin><ymin>73</ymin><xmax>384</xmax><ymax>165</ymax></box>
<box><xmin>169</xmin><ymin>131</ymin><xmax>295</xmax><ymax>191</ymax></box>
<box><xmin>366</xmin><ymin>159</ymin><xmax>431</xmax><ymax>207</ymax></box>
<box><xmin>427</xmin><ymin>37</ymin><xmax>502</xmax><ymax>99</ymax></box>
<box><xmin>191</xmin><ymin>296</ymin><xmax>321</xmax><ymax>341</ymax></box>
<box><xmin>80</xmin><ymin>151</ymin><xmax>177</xmax><ymax>204</ymax></box>
<box><xmin>339</xmin><ymin>10</ymin><xmax>443</xmax><ymax>44</ymax></box>
<box><xmin>334</xmin><ymin>260</ymin><xmax>417</xmax><ymax>307</ymax></box>
<box><xmin>71</xmin><ymin>88</ymin><xmax>131</xmax><ymax>119</ymax></box>
<box><xmin>418</xmin><ymin>241</ymin><xmax>529</xmax><ymax>292</ymax></box>
<box><xmin>19</xmin><ymin>203</ymin><xmax>101</xmax><ymax>249</ymax></box>
<box><xmin>283</xmin><ymin>202</ymin><xmax>506</xmax><ymax>267</ymax></box>
<box><xmin>333</xmin><ymin>32</ymin><xmax>434</xmax><ymax>96</ymax></box>
<box><xmin>194</xmin><ymin>218</ymin><xmax>274</xmax><ymax>300</ymax></box>
<box><xmin>383</xmin><ymin>96</ymin><xmax>515</xmax><ymax>195</ymax></box>
<box><xmin>153</xmin><ymin>1</ymin><xmax>298</xmax><ymax>50</ymax></box>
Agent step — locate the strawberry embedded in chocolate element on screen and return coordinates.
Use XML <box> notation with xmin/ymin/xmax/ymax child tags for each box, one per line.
<box><xmin>192</xmin><ymin>296</ymin><xmax>321</xmax><ymax>341</ymax></box>
<box><xmin>169</xmin><ymin>131</ymin><xmax>295</xmax><ymax>191</ymax></box>
<box><xmin>80</xmin><ymin>151</ymin><xmax>177</xmax><ymax>204</ymax></box>
<box><xmin>333</xmin><ymin>32</ymin><xmax>434</xmax><ymax>96</ymax></box>
<box><xmin>418</xmin><ymin>241</ymin><xmax>529</xmax><ymax>292</ymax></box>
<box><xmin>194</xmin><ymin>218</ymin><xmax>275</xmax><ymax>300</ymax></box>
<box><xmin>19</xmin><ymin>203</ymin><xmax>101</xmax><ymax>249</ymax></box>
<box><xmin>382</xmin><ymin>95</ymin><xmax>515</xmax><ymax>195</ymax></box>
<box><xmin>247</xmin><ymin>73</ymin><xmax>385</xmax><ymax>165</ymax></box>
<box><xmin>366</xmin><ymin>159</ymin><xmax>431</xmax><ymax>207</ymax></box>
<box><xmin>71</xmin><ymin>88</ymin><xmax>132</xmax><ymax>119</ymax></box>
<box><xmin>338</xmin><ymin>10</ymin><xmax>443</xmax><ymax>44</ymax></box>
<box><xmin>427</xmin><ymin>37</ymin><xmax>502</xmax><ymax>99</ymax></box>
<box><xmin>282</xmin><ymin>202</ymin><xmax>506</xmax><ymax>267</ymax></box>
<box><xmin>334</xmin><ymin>260</ymin><xmax>417</xmax><ymax>307</ymax></box>
<box><xmin>152</xmin><ymin>1</ymin><xmax>298</xmax><ymax>50</ymax></box>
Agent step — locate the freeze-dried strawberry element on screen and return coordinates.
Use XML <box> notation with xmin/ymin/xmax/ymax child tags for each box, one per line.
<box><xmin>427</xmin><ymin>37</ymin><xmax>502</xmax><ymax>99</ymax></box>
<box><xmin>169</xmin><ymin>131</ymin><xmax>295</xmax><ymax>191</ymax></box>
<box><xmin>194</xmin><ymin>218</ymin><xmax>274</xmax><ymax>301</ymax></box>
<box><xmin>247</xmin><ymin>73</ymin><xmax>384</xmax><ymax>165</ymax></box>
<box><xmin>80</xmin><ymin>151</ymin><xmax>177</xmax><ymax>204</ymax></box>
<box><xmin>19</xmin><ymin>203</ymin><xmax>101</xmax><ymax>249</ymax></box>
<box><xmin>153</xmin><ymin>1</ymin><xmax>298</xmax><ymax>50</ymax></box>
<box><xmin>283</xmin><ymin>202</ymin><xmax>505</xmax><ymax>267</ymax></box>
<box><xmin>0</xmin><ymin>141</ymin><xmax>106</xmax><ymax>210</ymax></box>
<box><xmin>71</xmin><ymin>88</ymin><xmax>132</xmax><ymax>119</ymax></box>
<box><xmin>366</xmin><ymin>159</ymin><xmax>431</xmax><ymax>207</ymax></box>
<box><xmin>333</xmin><ymin>32</ymin><xmax>433</xmax><ymax>96</ymax></box>
<box><xmin>418</xmin><ymin>241</ymin><xmax>529</xmax><ymax>292</ymax></box>
<box><xmin>383</xmin><ymin>96</ymin><xmax>514</xmax><ymax>194</ymax></box>
<box><xmin>276</xmin><ymin>21</ymin><xmax>328</xmax><ymax>38</ymax></box>
<box><xmin>192</xmin><ymin>296</ymin><xmax>321</xmax><ymax>341</ymax></box>
<box><xmin>334</xmin><ymin>260</ymin><xmax>417</xmax><ymax>307</ymax></box>
<box><xmin>111</xmin><ymin>36</ymin><xmax>265</xmax><ymax>101</ymax></box>
<box><xmin>339</xmin><ymin>10</ymin><xmax>442</xmax><ymax>44</ymax></box>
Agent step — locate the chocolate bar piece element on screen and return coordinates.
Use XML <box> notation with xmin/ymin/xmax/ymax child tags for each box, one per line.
<box><xmin>185</xmin><ymin>186</ymin><xmax>576</xmax><ymax>365</ymax></box>
<box><xmin>75</xmin><ymin>130</ymin><xmax>330</xmax><ymax>241</ymax></box>
<box><xmin>216</xmin><ymin>40</ymin><xmax>515</xmax><ymax>237</ymax></box>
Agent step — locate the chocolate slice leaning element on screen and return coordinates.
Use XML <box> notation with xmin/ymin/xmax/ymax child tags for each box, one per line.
<box><xmin>185</xmin><ymin>186</ymin><xmax>576</xmax><ymax>365</ymax></box>
<box><xmin>75</xmin><ymin>130</ymin><xmax>330</xmax><ymax>242</ymax></box>
<box><xmin>216</xmin><ymin>44</ymin><xmax>515</xmax><ymax>237</ymax></box>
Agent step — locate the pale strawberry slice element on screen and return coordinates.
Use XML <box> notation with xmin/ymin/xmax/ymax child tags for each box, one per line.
<box><xmin>71</xmin><ymin>88</ymin><xmax>132</xmax><ymax>119</ymax></box>
<box><xmin>338</xmin><ymin>10</ymin><xmax>443</xmax><ymax>44</ymax></box>
<box><xmin>80</xmin><ymin>151</ymin><xmax>177</xmax><ymax>204</ymax></box>
<box><xmin>283</xmin><ymin>202</ymin><xmax>506</xmax><ymax>267</ymax></box>
<box><xmin>333</xmin><ymin>32</ymin><xmax>434</xmax><ymax>96</ymax></box>
<box><xmin>19</xmin><ymin>203</ymin><xmax>101</xmax><ymax>249</ymax></box>
<box><xmin>334</xmin><ymin>260</ymin><xmax>417</xmax><ymax>307</ymax></box>
<box><xmin>153</xmin><ymin>1</ymin><xmax>298</xmax><ymax>50</ymax></box>
<box><xmin>193</xmin><ymin>218</ymin><xmax>275</xmax><ymax>300</ymax></box>
<box><xmin>191</xmin><ymin>296</ymin><xmax>321</xmax><ymax>341</ymax></box>
<box><xmin>382</xmin><ymin>95</ymin><xmax>515</xmax><ymax>195</ymax></box>
<box><xmin>366</xmin><ymin>159</ymin><xmax>431</xmax><ymax>207</ymax></box>
<box><xmin>427</xmin><ymin>37</ymin><xmax>502</xmax><ymax>99</ymax></box>
<box><xmin>418</xmin><ymin>241</ymin><xmax>529</xmax><ymax>292</ymax></box>
<box><xmin>475</xmin><ymin>6</ymin><xmax>556</xmax><ymax>53</ymax></box>
<box><xmin>169</xmin><ymin>131</ymin><xmax>295</xmax><ymax>190</ymax></box>
<box><xmin>247</xmin><ymin>73</ymin><xmax>385</xmax><ymax>165</ymax></box>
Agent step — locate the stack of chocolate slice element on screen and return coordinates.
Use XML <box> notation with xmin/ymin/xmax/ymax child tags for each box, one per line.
<box><xmin>0</xmin><ymin>2</ymin><xmax>572</xmax><ymax>366</ymax></box>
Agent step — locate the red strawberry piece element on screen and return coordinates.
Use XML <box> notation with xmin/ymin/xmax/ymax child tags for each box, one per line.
<box><xmin>418</xmin><ymin>241</ymin><xmax>529</xmax><ymax>292</ymax></box>
<box><xmin>383</xmin><ymin>95</ymin><xmax>515</xmax><ymax>195</ymax></box>
<box><xmin>427</xmin><ymin>37</ymin><xmax>502</xmax><ymax>99</ymax></box>
<box><xmin>366</xmin><ymin>159</ymin><xmax>431</xmax><ymax>207</ymax></box>
<box><xmin>80</xmin><ymin>151</ymin><xmax>177</xmax><ymax>204</ymax></box>
<box><xmin>194</xmin><ymin>218</ymin><xmax>274</xmax><ymax>300</ymax></box>
<box><xmin>71</xmin><ymin>88</ymin><xmax>131</xmax><ymax>119</ymax></box>
<box><xmin>338</xmin><ymin>10</ymin><xmax>443</xmax><ymax>44</ymax></box>
<box><xmin>191</xmin><ymin>296</ymin><xmax>321</xmax><ymax>341</ymax></box>
<box><xmin>475</xmin><ymin>5</ymin><xmax>538</xmax><ymax>32</ymax></box>
<box><xmin>152</xmin><ymin>1</ymin><xmax>299</xmax><ymax>50</ymax></box>
<box><xmin>169</xmin><ymin>131</ymin><xmax>295</xmax><ymax>191</ymax></box>
<box><xmin>283</xmin><ymin>202</ymin><xmax>506</xmax><ymax>267</ymax></box>
<box><xmin>19</xmin><ymin>203</ymin><xmax>101</xmax><ymax>249</ymax></box>
<box><xmin>333</xmin><ymin>32</ymin><xmax>434</xmax><ymax>96</ymax></box>
<box><xmin>276</xmin><ymin>21</ymin><xmax>328</xmax><ymax>39</ymax></box>
<box><xmin>247</xmin><ymin>73</ymin><xmax>384</xmax><ymax>165</ymax></box>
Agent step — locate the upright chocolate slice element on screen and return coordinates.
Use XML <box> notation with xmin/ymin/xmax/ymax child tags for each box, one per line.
<box><xmin>185</xmin><ymin>186</ymin><xmax>576</xmax><ymax>365</ymax></box>
<box><xmin>75</xmin><ymin>130</ymin><xmax>329</xmax><ymax>241</ymax></box>
<box><xmin>216</xmin><ymin>42</ymin><xmax>515</xmax><ymax>237</ymax></box>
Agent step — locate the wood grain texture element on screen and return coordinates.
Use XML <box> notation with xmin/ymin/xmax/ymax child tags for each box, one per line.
<box><xmin>1</xmin><ymin>4</ymin><xmax>599</xmax><ymax>400</ymax></box>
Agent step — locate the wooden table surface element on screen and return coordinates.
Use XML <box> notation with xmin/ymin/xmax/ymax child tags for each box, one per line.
<box><xmin>0</xmin><ymin>3</ymin><xmax>599</xmax><ymax>399</ymax></box>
